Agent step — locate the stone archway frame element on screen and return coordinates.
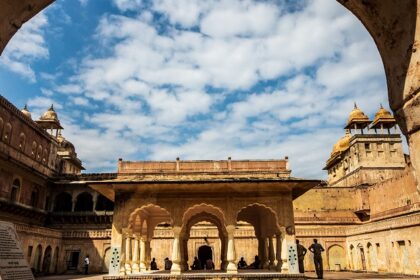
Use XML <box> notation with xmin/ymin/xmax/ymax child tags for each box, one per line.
<box><xmin>125</xmin><ymin>203</ymin><xmax>173</xmax><ymax>273</ymax></box>
<box><xmin>180</xmin><ymin>203</ymin><xmax>228</xmax><ymax>271</ymax></box>
<box><xmin>235</xmin><ymin>202</ymin><xmax>282</xmax><ymax>270</ymax></box>
<box><xmin>326</xmin><ymin>244</ymin><xmax>346</xmax><ymax>271</ymax></box>
<box><xmin>128</xmin><ymin>203</ymin><xmax>173</xmax><ymax>237</ymax></box>
<box><xmin>235</xmin><ymin>202</ymin><xmax>281</xmax><ymax>238</ymax></box>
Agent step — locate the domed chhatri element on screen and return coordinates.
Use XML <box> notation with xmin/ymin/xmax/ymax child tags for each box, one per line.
<box><xmin>331</xmin><ymin>130</ymin><xmax>351</xmax><ymax>156</ymax></box>
<box><xmin>21</xmin><ymin>104</ymin><xmax>31</xmax><ymax>119</ymax></box>
<box><xmin>35</xmin><ymin>104</ymin><xmax>63</xmax><ymax>137</ymax></box>
<box><xmin>40</xmin><ymin>104</ymin><xmax>59</xmax><ymax>121</ymax></box>
<box><xmin>371</xmin><ymin>104</ymin><xmax>396</xmax><ymax>130</ymax></box>
<box><xmin>344</xmin><ymin>103</ymin><xmax>371</xmax><ymax>130</ymax></box>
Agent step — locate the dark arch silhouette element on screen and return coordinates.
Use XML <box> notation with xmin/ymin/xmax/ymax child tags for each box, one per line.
<box><xmin>74</xmin><ymin>192</ymin><xmax>93</xmax><ymax>212</ymax></box>
<box><xmin>198</xmin><ymin>245</ymin><xmax>213</xmax><ymax>269</ymax></box>
<box><xmin>53</xmin><ymin>192</ymin><xmax>72</xmax><ymax>212</ymax></box>
<box><xmin>95</xmin><ymin>194</ymin><xmax>114</xmax><ymax>211</ymax></box>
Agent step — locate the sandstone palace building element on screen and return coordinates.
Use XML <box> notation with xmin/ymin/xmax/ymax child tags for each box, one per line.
<box><xmin>0</xmin><ymin>95</ymin><xmax>418</xmax><ymax>277</ymax></box>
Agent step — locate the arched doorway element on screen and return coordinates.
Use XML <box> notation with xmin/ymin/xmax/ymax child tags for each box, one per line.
<box><xmin>198</xmin><ymin>245</ymin><xmax>213</xmax><ymax>269</ymax></box>
<box><xmin>127</xmin><ymin>204</ymin><xmax>172</xmax><ymax>273</ymax></box>
<box><xmin>349</xmin><ymin>245</ymin><xmax>355</xmax><ymax>270</ymax></box>
<box><xmin>33</xmin><ymin>244</ymin><xmax>43</xmax><ymax>273</ymax></box>
<box><xmin>103</xmin><ymin>247</ymin><xmax>111</xmax><ymax>273</ymax></box>
<box><xmin>53</xmin><ymin>192</ymin><xmax>72</xmax><ymax>212</ymax></box>
<box><xmin>236</xmin><ymin>203</ymin><xmax>280</xmax><ymax>270</ymax></box>
<box><xmin>327</xmin><ymin>245</ymin><xmax>346</xmax><ymax>270</ymax></box>
<box><xmin>42</xmin><ymin>246</ymin><xmax>52</xmax><ymax>273</ymax></box>
<box><xmin>51</xmin><ymin>247</ymin><xmax>59</xmax><ymax>274</ymax></box>
<box><xmin>357</xmin><ymin>244</ymin><xmax>366</xmax><ymax>271</ymax></box>
<box><xmin>74</xmin><ymin>192</ymin><xmax>93</xmax><ymax>211</ymax></box>
<box><xmin>181</xmin><ymin>204</ymin><xmax>227</xmax><ymax>271</ymax></box>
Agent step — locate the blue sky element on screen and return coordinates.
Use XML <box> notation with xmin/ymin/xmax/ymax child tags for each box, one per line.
<box><xmin>0</xmin><ymin>0</ymin><xmax>396</xmax><ymax>178</ymax></box>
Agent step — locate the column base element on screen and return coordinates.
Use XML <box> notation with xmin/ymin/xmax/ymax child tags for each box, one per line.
<box><xmin>170</xmin><ymin>263</ymin><xmax>182</xmax><ymax>274</ymax></box>
<box><xmin>281</xmin><ymin>260</ymin><xmax>289</xmax><ymax>273</ymax></box>
<box><xmin>139</xmin><ymin>262</ymin><xmax>147</xmax><ymax>272</ymax></box>
<box><xmin>226</xmin><ymin>262</ymin><xmax>237</xmax><ymax>274</ymax></box>
<box><xmin>132</xmin><ymin>263</ymin><xmax>140</xmax><ymax>273</ymax></box>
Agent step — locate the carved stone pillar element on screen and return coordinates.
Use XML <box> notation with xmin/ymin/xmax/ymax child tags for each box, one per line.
<box><xmin>181</xmin><ymin>238</ymin><xmax>188</xmax><ymax>271</ymax></box>
<box><xmin>92</xmin><ymin>192</ymin><xmax>98</xmax><ymax>211</ymax></box>
<box><xmin>268</xmin><ymin>236</ymin><xmax>275</xmax><ymax>270</ymax></box>
<box><xmin>262</xmin><ymin>237</ymin><xmax>269</xmax><ymax>269</ymax></box>
<box><xmin>131</xmin><ymin>237</ymin><xmax>140</xmax><ymax>273</ymax></box>
<box><xmin>145</xmin><ymin>240</ymin><xmax>151</xmax><ymax>270</ymax></box>
<box><xmin>119</xmin><ymin>237</ymin><xmax>126</xmax><ymax>275</ymax></box>
<box><xmin>125</xmin><ymin>236</ymin><xmax>132</xmax><ymax>274</ymax></box>
<box><xmin>275</xmin><ymin>234</ymin><xmax>282</xmax><ymax>271</ymax></box>
<box><xmin>226</xmin><ymin>225</ymin><xmax>237</xmax><ymax>274</ymax></box>
<box><xmin>171</xmin><ymin>226</ymin><xmax>182</xmax><ymax>274</ymax></box>
<box><xmin>221</xmin><ymin>236</ymin><xmax>228</xmax><ymax>270</ymax></box>
<box><xmin>71</xmin><ymin>199</ymin><xmax>76</xmax><ymax>212</ymax></box>
<box><xmin>139</xmin><ymin>237</ymin><xmax>147</xmax><ymax>272</ymax></box>
<box><xmin>281</xmin><ymin>234</ymin><xmax>289</xmax><ymax>273</ymax></box>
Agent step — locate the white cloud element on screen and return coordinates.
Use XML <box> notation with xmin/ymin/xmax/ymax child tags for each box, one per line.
<box><xmin>38</xmin><ymin>0</ymin><xmax>391</xmax><ymax>178</ymax></box>
<box><xmin>0</xmin><ymin>12</ymin><xmax>49</xmax><ymax>82</ymax></box>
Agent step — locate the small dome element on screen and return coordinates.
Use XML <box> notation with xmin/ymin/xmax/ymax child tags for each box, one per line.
<box><xmin>331</xmin><ymin>131</ymin><xmax>351</xmax><ymax>155</ymax></box>
<box><xmin>40</xmin><ymin>104</ymin><xmax>59</xmax><ymax>121</ymax></box>
<box><xmin>21</xmin><ymin>104</ymin><xmax>31</xmax><ymax>119</ymax></box>
<box><xmin>347</xmin><ymin>103</ymin><xmax>369</xmax><ymax>124</ymax></box>
<box><xmin>57</xmin><ymin>133</ymin><xmax>75</xmax><ymax>152</ymax></box>
<box><xmin>373</xmin><ymin>105</ymin><xmax>393</xmax><ymax>121</ymax></box>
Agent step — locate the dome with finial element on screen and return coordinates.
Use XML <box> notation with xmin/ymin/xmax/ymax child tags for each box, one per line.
<box><xmin>21</xmin><ymin>104</ymin><xmax>32</xmax><ymax>119</ymax></box>
<box><xmin>331</xmin><ymin>130</ymin><xmax>352</xmax><ymax>156</ymax></box>
<box><xmin>371</xmin><ymin>104</ymin><xmax>396</xmax><ymax>129</ymax></box>
<box><xmin>40</xmin><ymin>104</ymin><xmax>59</xmax><ymax>121</ymax></box>
<box><xmin>344</xmin><ymin>103</ymin><xmax>371</xmax><ymax>129</ymax></box>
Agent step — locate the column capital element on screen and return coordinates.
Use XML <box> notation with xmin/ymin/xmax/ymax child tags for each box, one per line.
<box><xmin>173</xmin><ymin>226</ymin><xmax>182</xmax><ymax>236</ymax></box>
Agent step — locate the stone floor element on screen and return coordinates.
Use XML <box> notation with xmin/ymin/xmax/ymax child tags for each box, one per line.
<box><xmin>36</xmin><ymin>272</ymin><xmax>418</xmax><ymax>280</ymax></box>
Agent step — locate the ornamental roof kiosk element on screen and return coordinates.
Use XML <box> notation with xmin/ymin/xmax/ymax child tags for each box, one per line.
<box><xmin>81</xmin><ymin>158</ymin><xmax>320</xmax><ymax>279</ymax></box>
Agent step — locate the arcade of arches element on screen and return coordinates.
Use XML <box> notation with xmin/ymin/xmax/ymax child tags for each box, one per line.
<box><xmin>89</xmin><ymin>159</ymin><xmax>319</xmax><ymax>275</ymax></box>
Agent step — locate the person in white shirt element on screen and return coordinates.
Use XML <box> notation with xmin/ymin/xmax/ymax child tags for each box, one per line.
<box><xmin>84</xmin><ymin>255</ymin><xmax>90</xmax><ymax>275</ymax></box>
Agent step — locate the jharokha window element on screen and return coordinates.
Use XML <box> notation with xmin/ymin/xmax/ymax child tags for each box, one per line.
<box><xmin>10</xmin><ymin>178</ymin><xmax>21</xmax><ymax>202</ymax></box>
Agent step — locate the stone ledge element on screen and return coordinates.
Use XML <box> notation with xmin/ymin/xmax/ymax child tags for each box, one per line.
<box><xmin>103</xmin><ymin>272</ymin><xmax>305</xmax><ymax>280</ymax></box>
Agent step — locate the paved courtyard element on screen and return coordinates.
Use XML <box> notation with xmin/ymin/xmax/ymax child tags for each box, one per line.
<box><xmin>36</xmin><ymin>272</ymin><xmax>418</xmax><ymax>280</ymax></box>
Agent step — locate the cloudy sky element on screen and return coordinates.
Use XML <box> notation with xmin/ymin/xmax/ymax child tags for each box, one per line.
<box><xmin>0</xmin><ymin>0</ymin><xmax>397</xmax><ymax>178</ymax></box>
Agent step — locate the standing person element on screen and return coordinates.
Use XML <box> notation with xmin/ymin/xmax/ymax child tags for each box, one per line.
<box><xmin>296</xmin><ymin>240</ymin><xmax>307</xmax><ymax>273</ymax></box>
<box><xmin>308</xmin><ymin>239</ymin><xmax>324</xmax><ymax>279</ymax></box>
<box><xmin>84</xmin><ymin>255</ymin><xmax>90</xmax><ymax>275</ymax></box>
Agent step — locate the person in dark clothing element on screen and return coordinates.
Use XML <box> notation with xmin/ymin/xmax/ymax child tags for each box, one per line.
<box><xmin>164</xmin><ymin>257</ymin><xmax>172</xmax><ymax>270</ymax></box>
<box><xmin>296</xmin><ymin>240</ymin><xmax>307</xmax><ymax>273</ymax></box>
<box><xmin>205</xmin><ymin>259</ymin><xmax>214</xmax><ymax>270</ymax></box>
<box><xmin>248</xmin><ymin>255</ymin><xmax>261</xmax><ymax>269</ymax></box>
<box><xmin>237</xmin><ymin>257</ymin><xmax>248</xmax><ymax>269</ymax></box>
<box><xmin>309</xmin><ymin>239</ymin><xmax>325</xmax><ymax>279</ymax></box>
<box><xmin>191</xmin><ymin>256</ymin><xmax>202</xmax><ymax>270</ymax></box>
<box><xmin>150</xmin><ymin>258</ymin><xmax>158</xmax><ymax>270</ymax></box>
